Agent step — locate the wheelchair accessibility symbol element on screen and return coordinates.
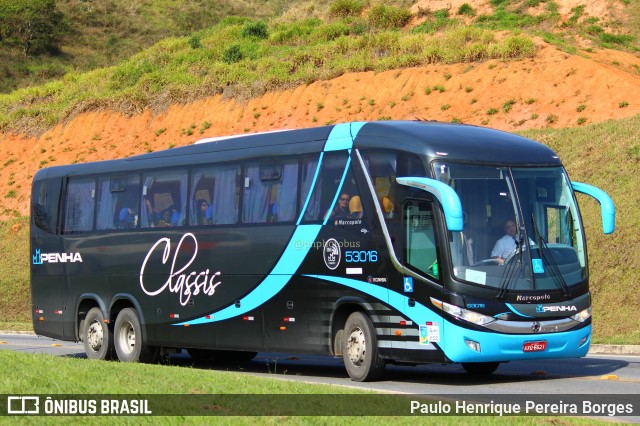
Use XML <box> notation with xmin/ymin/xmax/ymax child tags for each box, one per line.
<box><xmin>403</xmin><ymin>277</ymin><xmax>413</xmax><ymax>293</ymax></box>
<box><xmin>532</xmin><ymin>258</ymin><xmax>545</xmax><ymax>274</ymax></box>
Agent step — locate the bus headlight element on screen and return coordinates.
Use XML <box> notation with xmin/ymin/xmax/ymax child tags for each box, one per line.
<box><xmin>431</xmin><ymin>298</ymin><xmax>495</xmax><ymax>326</ymax></box>
<box><xmin>571</xmin><ymin>307</ymin><xmax>591</xmax><ymax>323</ymax></box>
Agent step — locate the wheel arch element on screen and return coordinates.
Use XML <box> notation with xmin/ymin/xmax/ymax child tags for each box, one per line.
<box><xmin>330</xmin><ymin>297</ymin><xmax>376</xmax><ymax>356</ymax></box>
<box><xmin>76</xmin><ymin>294</ymin><xmax>107</xmax><ymax>341</ymax></box>
<box><xmin>109</xmin><ymin>294</ymin><xmax>150</xmax><ymax>344</ymax></box>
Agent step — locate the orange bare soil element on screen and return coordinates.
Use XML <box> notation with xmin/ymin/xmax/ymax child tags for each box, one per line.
<box><xmin>1</xmin><ymin>40</ymin><xmax>640</xmax><ymax>217</ymax></box>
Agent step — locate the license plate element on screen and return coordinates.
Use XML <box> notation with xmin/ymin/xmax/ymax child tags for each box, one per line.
<box><xmin>523</xmin><ymin>340</ymin><xmax>547</xmax><ymax>352</ymax></box>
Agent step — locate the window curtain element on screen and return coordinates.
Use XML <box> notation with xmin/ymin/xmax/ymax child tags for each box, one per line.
<box><xmin>96</xmin><ymin>179</ymin><xmax>116</xmax><ymax>230</ymax></box>
<box><xmin>275</xmin><ymin>160</ymin><xmax>298</xmax><ymax>222</ymax></box>
<box><xmin>212</xmin><ymin>165</ymin><xmax>239</xmax><ymax>225</ymax></box>
<box><xmin>190</xmin><ymin>170</ymin><xmax>208</xmax><ymax>225</ymax></box>
<box><xmin>65</xmin><ymin>180</ymin><xmax>95</xmax><ymax>232</ymax></box>
<box><xmin>243</xmin><ymin>165</ymin><xmax>269</xmax><ymax>223</ymax></box>
<box><xmin>140</xmin><ymin>176</ymin><xmax>155</xmax><ymax>228</ymax></box>
<box><xmin>177</xmin><ymin>173</ymin><xmax>188</xmax><ymax>226</ymax></box>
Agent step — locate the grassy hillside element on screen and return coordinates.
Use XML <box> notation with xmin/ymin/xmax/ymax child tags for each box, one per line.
<box><xmin>0</xmin><ymin>0</ymin><xmax>339</xmax><ymax>94</ymax></box>
<box><xmin>521</xmin><ymin>115</ymin><xmax>640</xmax><ymax>344</ymax></box>
<box><xmin>0</xmin><ymin>17</ymin><xmax>535</xmax><ymax>136</ymax></box>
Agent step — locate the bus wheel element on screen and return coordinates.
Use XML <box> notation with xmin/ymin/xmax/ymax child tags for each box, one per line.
<box><xmin>114</xmin><ymin>308</ymin><xmax>159</xmax><ymax>363</ymax></box>
<box><xmin>342</xmin><ymin>312</ymin><xmax>385</xmax><ymax>381</ymax></box>
<box><xmin>462</xmin><ymin>362</ymin><xmax>500</xmax><ymax>375</ymax></box>
<box><xmin>82</xmin><ymin>307</ymin><xmax>114</xmax><ymax>360</ymax></box>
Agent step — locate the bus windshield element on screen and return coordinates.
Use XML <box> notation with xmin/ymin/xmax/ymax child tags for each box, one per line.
<box><xmin>434</xmin><ymin>163</ymin><xmax>586</xmax><ymax>293</ymax></box>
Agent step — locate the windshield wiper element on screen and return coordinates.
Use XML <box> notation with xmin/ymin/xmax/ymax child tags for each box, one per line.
<box><xmin>496</xmin><ymin>234</ymin><xmax>525</xmax><ymax>300</ymax></box>
<box><xmin>530</xmin><ymin>213</ymin><xmax>571</xmax><ymax>298</ymax></box>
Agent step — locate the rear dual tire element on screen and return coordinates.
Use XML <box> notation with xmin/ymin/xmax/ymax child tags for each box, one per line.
<box><xmin>113</xmin><ymin>307</ymin><xmax>159</xmax><ymax>363</ymax></box>
<box><xmin>82</xmin><ymin>307</ymin><xmax>114</xmax><ymax>360</ymax></box>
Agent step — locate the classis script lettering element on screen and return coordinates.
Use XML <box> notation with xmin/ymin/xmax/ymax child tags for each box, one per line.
<box><xmin>140</xmin><ymin>233</ymin><xmax>222</xmax><ymax>306</ymax></box>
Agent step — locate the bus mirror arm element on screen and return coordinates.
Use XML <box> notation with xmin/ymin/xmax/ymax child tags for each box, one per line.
<box><xmin>571</xmin><ymin>181</ymin><xmax>615</xmax><ymax>234</ymax></box>
<box><xmin>396</xmin><ymin>177</ymin><xmax>463</xmax><ymax>231</ymax></box>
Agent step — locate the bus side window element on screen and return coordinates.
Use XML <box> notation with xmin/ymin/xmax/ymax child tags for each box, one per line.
<box><xmin>63</xmin><ymin>177</ymin><xmax>96</xmax><ymax>233</ymax></box>
<box><xmin>243</xmin><ymin>159</ymin><xmax>298</xmax><ymax>223</ymax></box>
<box><xmin>96</xmin><ymin>174</ymin><xmax>140</xmax><ymax>230</ymax></box>
<box><xmin>142</xmin><ymin>170</ymin><xmax>187</xmax><ymax>228</ymax></box>
<box><xmin>404</xmin><ymin>200</ymin><xmax>440</xmax><ymax>280</ymax></box>
<box><xmin>300</xmin><ymin>152</ymin><xmax>349</xmax><ymax>223</ymax></box>
<box><xmin>192</xmin><ymin>164</ymin><xmax>240</xmax><ymax>226</ymax></box>
<box><xmin>32</xmin><ymin>179</ymin><xmax>60</xmax><ymax>234</ymax></box>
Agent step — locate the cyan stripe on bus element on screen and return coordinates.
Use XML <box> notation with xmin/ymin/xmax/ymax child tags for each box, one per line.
<box><xmin>505</xmin><ymin>303</ymin><xmax>534</xmax><ymax>318</ymax></box>
<box><xmin>176</xmin><ymin>121</ymin><xmax>368</xmax><ymax>326</ymax></box>
<box><xmin>182</xmin><ymin>224</ymin><xmax>322</xmax><ymax>325</ymax></box>
<box><xmin>307</xmin><ymin>275</ymin><xmax>590</xmax><ymax>362</ymax></box>
<box><xmin>323</xmin><ymin>155</ymin><xmax>351</xmax><ymax>225</ymax></box>
<box><xmin>323</xmin><ymin>122</ymin><xmax>366</xmax><ymax>151</ymax></box>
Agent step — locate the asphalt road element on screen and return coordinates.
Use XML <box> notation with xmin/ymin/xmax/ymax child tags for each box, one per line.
<box><xmin>2</xmin><ymin>333</ymin><xmax>639</xmax><ymax>421</ymax></box>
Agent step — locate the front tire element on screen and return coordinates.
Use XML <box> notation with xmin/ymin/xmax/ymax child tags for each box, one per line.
<box><xmin>82</xmin><ymin>307</ymin><xmax>114</xmax><ymax>360</ymax></box>
<box><xmin>342</xmin><ymin>311</ymin><xmax>385</xmax><ymax>381</ymax></box>
<box><xmin>114</xmin><ymin>308</ymin><xmax>159</xmax><ymax>363</ymax></box>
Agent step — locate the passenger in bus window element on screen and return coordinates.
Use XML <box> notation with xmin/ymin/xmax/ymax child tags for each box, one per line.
<box><xmin>143</xmin><ymin>196</ymin><xmax>159</xmax><ymax>227</ymax></box>
<box><xmin>195</xmin><ymin>199</ymin><xmax>209</xmax><ymax>225</ymax></box>
<box><xmin>118</xmin><ymin>207</ymin><xmax>136</xmax><ymax>228</ymax></box>
<box><xmin>330</xmin><ymin>192</ymin><xmax>351</xmax><ymax>218</ymax></box>
<box><xmin>157</xmin><ymin>208</ymin><xmax>172</xmax><ymax>227</ymax></box>
<box><xmin>205</xmin><ymin>204</ymin><xmax>213</xmax><ymax>225</ymax></box>
<box><xmin>348</xmin><ymin>195</ymin><xmax>363</xmax><ymax>219</ymax></box>
<box><xmin>381</xmin><ymin>196</ymin><xmax>394</xmax><ymax>219</ymax></box>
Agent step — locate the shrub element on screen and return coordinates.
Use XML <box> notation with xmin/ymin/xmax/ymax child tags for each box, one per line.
<box><xmin>328</xmin><ymin>0</ymin><xmax>365</xmax><ymax>18</ymax></box>
<box><xmin>600</xmin><ymin>33</ymin><xmax>634</xmax><ymax>46</ymax></box>
<box><xmin>223</xmin><ymin>45</ymin><xmax>244</xmax><ymax>64</ymax></box>
<box><xmin>457</xmin><ymin>3</ymin><xmax>475</xmax><ymax>16</ymax></box>
<box><xmin>188</xmin><ymin>34</ymin><xmax>202</xmax><ymax>49</ymax></box>
<box><xmin>368</xmin><ymin>5</ymin><xmax>412</xmax><ymax>30</ymax></box>
<box><xmin>242</xmin><ymin>21</ymin><xmax>269</xmax><ymax>39</ymax></box>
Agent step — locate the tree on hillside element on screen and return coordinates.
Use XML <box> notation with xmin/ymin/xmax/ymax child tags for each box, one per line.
<box><xmin>0</xmin><ymin>0</ymin><xmax>65</xmax><ymax>56</ymax></box>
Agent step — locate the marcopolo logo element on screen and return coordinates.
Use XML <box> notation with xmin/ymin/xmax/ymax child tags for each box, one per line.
<box><xmin>32</xmin><ymin>249</ymin><xmax>83</xmax><ymax>264</ymax></box>
<box><xmin>323</xmin><ymin>238</ymin><xmax>341</xmax><ymax>270</ymax></box>
<box><xmin>536</xmin><ymin>304</ymin><xmax>577</xmax><ymax>313</ymax></box>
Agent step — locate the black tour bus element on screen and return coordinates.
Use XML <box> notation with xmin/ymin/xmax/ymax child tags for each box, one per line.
<box><xmin>30</xmin><ymin>121</ymin><xmax>614</xmax><ymax>381</ymax></box>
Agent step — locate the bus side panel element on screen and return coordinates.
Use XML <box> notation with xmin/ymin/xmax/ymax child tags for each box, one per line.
<box><xmin>31</xmin><ymin>275</ymin><xmax>67</xmax><ymax>340</ymax></box>
<box><xmin>263</xmin><ymin>277</ymin><xmax>322</xmax><ymax>353</ymax></box>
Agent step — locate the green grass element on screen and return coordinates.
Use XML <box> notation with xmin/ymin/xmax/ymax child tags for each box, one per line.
<box><xmin>0</xmin><ymin>351</ymin><xmax>614</xmax><ymax>424</ymax></box>
<box><xmin>0</xmin><ymin>217</ymin><xmax>30</xmax><ymax>325</ymax></box>
<box><xmin>0</xmin><ymin>20</ymin><xmax>535</xmax><ymax>136</ymax></box>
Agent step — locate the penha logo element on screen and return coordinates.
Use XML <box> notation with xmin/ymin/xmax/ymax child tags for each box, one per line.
<box><xmin>323</xmin><ymin>238</ymin><xmax>341</xmax><ymax>270</ymax></box>
<box><xmin>32</xmin><ymin>249</ymin><xmax>83</xmax><ymax>264</ymax></box>
<box><xmin>536</xmin><ymin>304</ymin><xmax>577</xmax><ymax>313</ymax></box>
<box><xmin>140</xmin><ymin>233</ymin><xmax>222</xmax><ymax>306</ymax></box>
